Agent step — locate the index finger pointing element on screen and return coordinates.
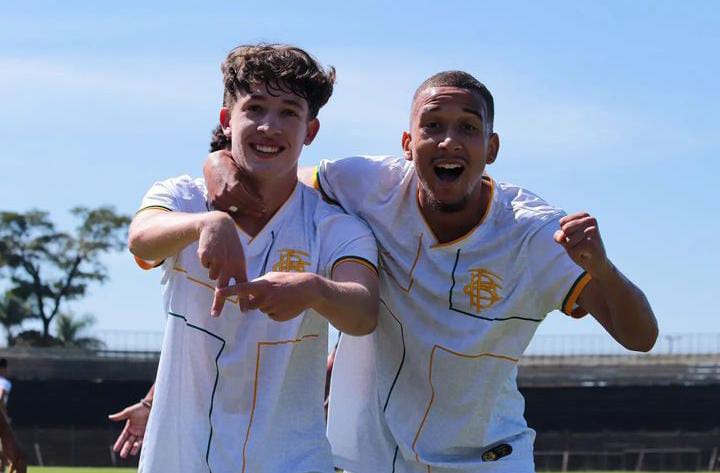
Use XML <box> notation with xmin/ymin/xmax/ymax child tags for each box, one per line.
<box><xmin>211</xmin><ymin>274</ymin><xmax>231</xmax><ymax>317</ymax></box>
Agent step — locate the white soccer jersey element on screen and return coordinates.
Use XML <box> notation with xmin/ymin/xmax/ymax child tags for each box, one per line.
<box><xmin>135</xmin><ymin>176</ymin><xmax>377</xmax><ymax>473</ymax></box>
<box><xmin>319</xmin><ymin>156</ymin><xmax>590</xmax><ymax>473</ymax></box>
<box><xmin>0</xmin><ymin>377</ymin><xmax>11</xmax><ymax>406</ymax></box>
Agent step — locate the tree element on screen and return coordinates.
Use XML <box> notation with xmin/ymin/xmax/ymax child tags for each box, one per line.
<box><xmin>0</xmin><ymin>291</ymin><xmax>33</xmax><ymax>345</ymax></box>
<box><xmin>0</xmin><ymin>207</ymin><xmax>130</xmax><ymax>341</ymax></box>
<box><xmin>55</xmin><ymin>312</ymin><xmax>104</xmax><ymax>349</ymax></box>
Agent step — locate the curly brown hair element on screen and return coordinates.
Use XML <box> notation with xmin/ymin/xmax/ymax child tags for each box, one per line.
<box><xmin>222</xmin><ymin>44</ymin><xmax>336</xmax><ymax>119</ymax></box>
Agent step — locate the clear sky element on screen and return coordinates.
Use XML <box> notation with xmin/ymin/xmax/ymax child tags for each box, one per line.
<box><xmin>1</xmin><ymin>1</ymin><xmax>718</xmax><ymax>347</ymax></box>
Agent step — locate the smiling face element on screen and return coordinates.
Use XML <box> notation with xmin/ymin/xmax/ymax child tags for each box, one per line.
<box><xmin>403</xmin><ymin>86</ymin><xmax>499</xmax><ymax>212</ymax></box>
<box><xmin>220</xmin><ymin>84</ymin><xmax>319</xmax><ymax>184</ymax></box>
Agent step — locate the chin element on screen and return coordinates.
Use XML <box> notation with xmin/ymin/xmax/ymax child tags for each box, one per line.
<box><xmin>428</xmin><ymin>193</ymin><xmax>468</xmax><ymax>213</ymax></box>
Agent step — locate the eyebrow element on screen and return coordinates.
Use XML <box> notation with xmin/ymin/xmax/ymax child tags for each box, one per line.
<box><xmin>420</xmin><ymin>105</ymin><xmax>484</xmax><ymax>120</ymax></box>
<box><xmin>248</xmin><ymin>93</ymin><xmax>304</xmax><ymax>110</ymax></box>
<box><xmin>282</xmin><ymin>98</ymin><xmax>304</xmax><ymax>109</ymax></box>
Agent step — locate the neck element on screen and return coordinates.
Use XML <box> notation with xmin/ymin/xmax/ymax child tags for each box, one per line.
<box><xmin>418</xmin><ymin>176</ymin><xmax>492</xmax><ymax>244</ymax></box>
<box><xmin>234</xmin><ymin>172</ymin><xmax>298</xmax><ymax>237</ymax></box>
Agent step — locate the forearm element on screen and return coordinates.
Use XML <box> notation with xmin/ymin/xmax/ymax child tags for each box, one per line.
<box><xmin>311</xmin><ymin>276</ymin><xmax>378</xmax><ymax>336</ymax></box>
<box><xmin>592</xmin><ymin>262</ymin><xmax>658</xmax><ymax>352</ymax></box>
<box><xmin>145</xmin><ymin>383</ymin><xmax>155</xmax><ymax>400</ymax></box>
<box><xmin>129</xmin><ymin>211</ymin><xmax>223</xmax><ymax>261</ymax></box>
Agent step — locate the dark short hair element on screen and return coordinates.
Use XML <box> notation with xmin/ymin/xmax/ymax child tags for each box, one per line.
<box><xmin>413</xmin><ymin>71</ymin><xmax>495</xmax><ymax>133</ymax></box>
<box><xmin>0</xmin><ymin>358</ymin><xmax>7</xmax><ymax>369</ymax></box>
<box><xmin>209</xmin><ymin>124</ymin><xmax>231</xmax><ymax>152</ymax></box>
<box><xmin>222</xmin><ymin>44</ymin><xmax>336</xmax><ymax>119</ymax></box>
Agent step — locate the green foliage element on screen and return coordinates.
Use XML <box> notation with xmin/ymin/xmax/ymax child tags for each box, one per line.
<box><xmin>0</xmin><ymin>207</ymin><xmax>130</xmax><ymax>342</ymax></box>
<box><xmin>0</xmin><ymin>290</ymin><xmax>34</xmax><ymax>344</ymax></box>
<box><xmin>55</xmin><ymin>312</ymin><xmax>105</xmax><ymax>349</ymax></box>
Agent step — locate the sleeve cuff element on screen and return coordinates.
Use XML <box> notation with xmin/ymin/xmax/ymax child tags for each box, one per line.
<box><xmin>134</xmin><ymin>255</ymin><xmax>164</xmax><ymax>271</ymax></box>
<box><xmin>314</xmin><ymin>166</ymin><xmax>340</xmax><ymax>206</ymax></box>
<box><xmin>135</xmin><ymin>205</ymin><xmax>173</xmax><ymax>215</ymax></box>
<box><xmin>331</xmin><ymin>256</ymin><xmax>378</xmax><ymax>278</ymax></box>
<box><xmin>561</xmin><ymin>271</ymin><xmax>592</xmax><ymax>317</ymax></box>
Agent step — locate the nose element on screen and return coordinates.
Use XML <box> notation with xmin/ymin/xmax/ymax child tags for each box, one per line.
<box><xmin>437</xmin><ymin>131</ymin><xmax>463</xmax><ymax>153</ymax></box>
<box><xmin>257</xmin><ymin>113</ymin><xmax>282</xmax><ymax>136</ymax></box>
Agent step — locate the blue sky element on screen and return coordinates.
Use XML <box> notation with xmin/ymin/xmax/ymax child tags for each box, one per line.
<box><xmin>1</xmin><ymin>1</ymin><xmax>718</xmax><ymax>347</ymax></box>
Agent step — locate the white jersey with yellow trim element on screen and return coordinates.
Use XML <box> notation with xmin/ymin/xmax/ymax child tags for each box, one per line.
<box><xmin>319</xmin><ymin>156</ymin><xmax>589</xmax><ymax>473</ymax></box>
<box><xmin>135</xmin><ymin>175</ymin><xmax>377</xmax><ymax>473</ymax></box>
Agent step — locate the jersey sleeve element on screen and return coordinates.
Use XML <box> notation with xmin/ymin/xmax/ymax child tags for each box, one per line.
<box><xmin>315</xmin><ymin>155</ymin><xmax>406</xmax><ymax>216</ymax></box>
<box><xmin>527</xmin><ymin>215</ymin><xmax>592</xmax><ymax>318</ymax></box>
<box><xmin>133</xmin><ymin>176</ymin><xmax>200</xmax><ymax>270</ymax></box>
<box><xmin>317</xmin><ymin>209</ymin><xmax>378</xmax><ymax>279</ymax></box>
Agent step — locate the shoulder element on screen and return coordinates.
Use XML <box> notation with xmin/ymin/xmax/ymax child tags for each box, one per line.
<box><xmin>319</xmin><ymin>155</ymin><xmax>411</xmax><ymax>188</ymax></box>
<box><xmin>142</xmin><ymin>175</ymin><xmax>207</xmax><ymax>212</ymax></box>
<box><xmin>317</xmin><ymin>155</ymin><xmax>412</xmax><ymax>211</ymax></box>
<box><xmin>492</xmin><ymin>180</ymin><xmax>565</xmax><ymax>234</ymax></box>
<box><xmin>155</xmin><ymin>175</ymin><xmax>206</xmax><ymax>196</ymax></box>
<box><xmin>302</xmin><ymin>185</ymin><xmax>373</xmax><ymax>236</ymax></box>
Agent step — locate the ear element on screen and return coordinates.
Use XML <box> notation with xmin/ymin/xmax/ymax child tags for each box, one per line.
<box><xmin>485</xmin><ymin>133</ymin><xmax>500</xmax><ymax>165</ymax></box>
<box><xmin>219</xmin><ymin>108</ymin><xmax>232</xmax><ymax>137</ymax></box>
<box><xmin>304</xmin><ymin>118</ymin><xmax>320</xmax><ymax>145</ymax></box>
<box><xmin>401</xmin><ymin>131</ymin><xmax>413</xmax><ymax>161</ymax></box>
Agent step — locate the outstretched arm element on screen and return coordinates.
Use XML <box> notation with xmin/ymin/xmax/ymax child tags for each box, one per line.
<box><xmin>217</xmin><ymin>260</ymin><xmax>378</xmax><ymax>335</ymax></box>
<box><xmin>108</xmin><ymin>384</ymin><xmax>154</xmax><ymax>458</ymax></box>
<box><xmin>555</xmin><ymin>212</ymin><xmax>658</xmax><ymax>352</ymax></box>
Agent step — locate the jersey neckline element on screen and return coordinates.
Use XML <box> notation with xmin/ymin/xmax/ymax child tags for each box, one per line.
<box><xmin>414</xmin><ymin>174</ymin><xmax>497</xmax><ymax>249</ymax></box>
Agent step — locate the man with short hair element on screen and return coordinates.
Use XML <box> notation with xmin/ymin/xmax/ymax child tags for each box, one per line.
<box><xmin>206</xmin><ymin>69</ymin><xmax>657</xmax><ymax>473</ymax></box>
<box><xmin>132</xmin><ymin>44</ymin><xmax>379</xmax><ymax>473</ymax></box>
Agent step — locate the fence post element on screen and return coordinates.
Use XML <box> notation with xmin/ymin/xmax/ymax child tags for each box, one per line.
<box><xmin>34</xmin><ymin>442</ymin><xmax>44</xmax><ymax>467</ymax></box>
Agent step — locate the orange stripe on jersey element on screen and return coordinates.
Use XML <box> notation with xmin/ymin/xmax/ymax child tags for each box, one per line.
<box><xmin>412</xmin><ymin>345</ymin><xmax>519</xmax><ymax>462</ymax></box>
<box><xmin>242</xmin><ymin>334</ymin><xmax>319</xmax><ymax>473</ymax></box>
<box><xmin>562</xmin><ymin>272</ymin><xmax>592</xmax><ymax>316</ymax></box>
<box><xmin>134</xmin><ymin>255</ymin><xmax>163</xmax><ymax>270</ymax></box>
<box><xmin>312</xmin><ymin>165</ymin><xmax>320</xmax><ymax>191</ymax></box>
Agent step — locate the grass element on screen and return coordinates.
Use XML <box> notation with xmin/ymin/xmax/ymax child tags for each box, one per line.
<box><xmin>28</xmin><ymin>468</ymin><xmax>136</xmax><ymax>472</ymax></box>
<box><xmin>24</xmin><ymin>469</ymin><xmax>712</xmax><ymax>473</ymax></box>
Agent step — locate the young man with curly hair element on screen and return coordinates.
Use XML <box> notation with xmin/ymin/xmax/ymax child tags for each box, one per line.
<box><xmin>130</xmin><ymin>44</ymin><xmax>379</xmax><ymax>473</ymax></box>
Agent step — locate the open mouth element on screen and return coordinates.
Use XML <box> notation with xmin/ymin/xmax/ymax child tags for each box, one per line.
<box><xmin>250</xmin><ymin>142</ymin><xmax>285</xmax><ymax>156</ymax></box>
<box><xmin>433</xmin><ymin>162</ymin><xmax>465</xmax><ymax>182</ymax></box>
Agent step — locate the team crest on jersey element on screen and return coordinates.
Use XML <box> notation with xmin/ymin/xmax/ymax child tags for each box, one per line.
<box><xmin>462</xmin><ymin>268</ymin><xmax>503</xmax><ymax>313</ymax></box>
<box><xmin>272</xmin><ymin>249</ymin><xmax>310</xmax><ymax>273</ymax></box>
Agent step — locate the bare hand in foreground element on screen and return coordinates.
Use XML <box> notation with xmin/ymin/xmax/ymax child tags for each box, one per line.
<box><xmin>197</xmin><ymin>211</ymin><xmax>248</xmax><ymax>316</ymax></box>
<box><xmin>216</xmin><ymin>272</ymin><xmax>318</xmax><ymax>321</ymax></box>
<box><xmin>108</xmin><ymin>401</ymin><xmax>150</xmax><ymax>458</ymax></box>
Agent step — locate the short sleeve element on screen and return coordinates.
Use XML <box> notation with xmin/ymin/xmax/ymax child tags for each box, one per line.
<box><xmin>317</xmin><ymin>209</ymin><xmax>378</xmax><ymax>279</ymax></box>
<box><xmin>315</xmin><ymin>156</ymin><xmax>409</xmax><ymax>216</ymax></box>
<box><xmin>133</xmin><ymin>176</ymin><xmax>205</xmax><ymax>270</ymax></box>
<box><xmin>527</xmin><ymin>215</ymin><xmax>592</xmax><ymax>318</ymax></box>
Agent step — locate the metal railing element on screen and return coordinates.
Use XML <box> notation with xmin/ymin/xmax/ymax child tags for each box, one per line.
<box><xmin>524</xmin><ymin>332</ymin><xmax>720</xmax><ymax>357</ymax></box>
<box><xmin>4</xmin><ymin>330</ymin><xmax>720</xmax><ymax>359</ymax></box>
